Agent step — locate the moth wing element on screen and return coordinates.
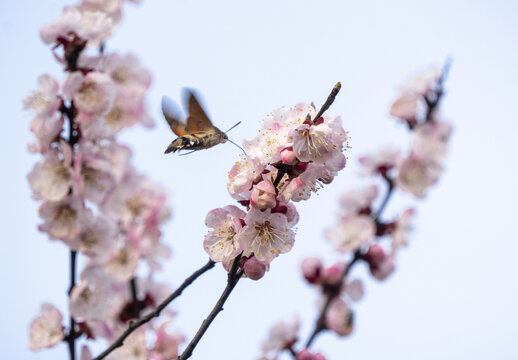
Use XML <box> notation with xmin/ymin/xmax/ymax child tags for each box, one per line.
<box><xmin>161</xmin><ymin>95</ymin><xmax>188</xmax><ymax>137</ymax></box>
<box><xmin>182</xmin><ymin>88</ymin><xmax>216</xmax><ymax>133</ymax></box>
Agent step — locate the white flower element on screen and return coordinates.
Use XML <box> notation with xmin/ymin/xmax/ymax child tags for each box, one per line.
<box><xmin>326</xmin><ymin>215</ymin><xmax>375</xmax><ymax>253</ymax></box>
<box><xmin>28</xmin><ymin>303</ymin><xmax>64</xmax><ymax>351</ymax></box>
<box><xmin>203</xmin><ymin>206</ymin><xmax>246</xmax><ymax>263</ymax></box>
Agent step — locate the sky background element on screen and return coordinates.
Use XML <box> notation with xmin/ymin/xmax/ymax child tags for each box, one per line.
<box><xmin>1</xmin><ymin>0</ymin><xmax>517</xmax><ymax>359</ymax></box>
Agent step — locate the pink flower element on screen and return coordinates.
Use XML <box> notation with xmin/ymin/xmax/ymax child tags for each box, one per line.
<box><xmin>28</xmin><ymin>144</ymin><xmax>74</xmax><ymax>201</ymax></box>
<box><xmin>63</xmin><ymin>71</ymin><xmax>116</xmax><ymax>120</ymax></box>
<box><xmin>412</xmin><ymin>120</ymin><xmax>453</xmax><ymax>161</ymax></box>
<box><xmin>70</xmin><ymin>265</ymin><xmax>125</xmax><ymax>324</ymax></box>
<box><xmin>240</xmin><ymin>255</ymin><xmax>268</xmax><ymax>280</ymax></box>
<box><xmin>203</xmin><ymin>205</ymin><xmax>246</xmax><ymax>263</ymax></box>
<box><xmin>28</xmin><ymin>303</ymin><xmax>64</xmax><ymax>350</ymax></box>
<box><xmin>281</xmin><ymin>163</ymin><xmax>330</xmax><ymax>202</ymax></box>
<box><xmin>391</xmin><ymin>208</ymin><xmax>415</xmax><ymax>249</ymax></box>
<box><xmin>103</xmin><ymin>52</ymin><xmax>152</xmax><ymax>97</ymax></box>
<box><xmin>250</xmin><ymin>180</ymin><xmax>277</xmax><ymax>210</ymax></box>
<box><xmin>325</xmin><ymin>298</ymin><xmax>354</xmax><ymax>337</ymax></box>
<box><xmin>77</xmin><ymin>210</ymin><xmax>117</xmax><ymax>260</ymax></box>
<box><xmin>149</xmin><ymin>321</ymin><xmax>185</xmax><ymax>360</ymax></box>
<box><xmin>344</xmin><ymin>279</ymin><xmax>364</xmax><ymax>302</ymax></box>
<box><xmin>338</xmin><ymin>184</ymin><xmax>378</xmax><ymax>217</ymax></box>
<box><xmin>27</xmin><ymin>113</ymin><xmax>64</xmax><ymax>154</ymax></box>
<box><xmin>40</xmin><ymin>6</ymin><xmax>114</xmax><ymax>45</ymax></box>
<box><xmin>321</xmin><ymin>262</ymin><xmax>345</xmax><ymax>287</ymax></box>
<box><xmin>110</xmin><ymin>327</ymin><xmax>148</xmax><ymax>360</ymax></box>
<box><xmin>238</xmin><ymin>208</ymin><xmax>295</xmax><ymax>264</ymax></box>
<box><xmin>73</xmin><ymin>146</ymin><xmax>115</xmax><ymax>203</ymax></box>
<box><xmin>23</xmin><ymin>74</ymin><xmax>61</xmax><ymax>117</ymax></box>
<box><xmin>261</xmin><ymin>317</ymin><xmax>300</xmax><ymax>356</ymax></box>
<box><xmin>280</xmin><ymin>146</ymin><xmax>298</xmax><ymax>165</ymax></box>
<box><xmin>396</xmin><ymin>154</ymin><xmax>443</xmax><ymax>198</ymax></box>
<box><xmin>290</xmin><ymin>115</ymin><xmax>347</xmax><ymax>164</ymax></box>
<box><xmin>80</xmin><ymin>345</ymin><xmax>93</xmax><ymax>360</ymax></box>
<box><xmin>326</xmin><ymin>215</ymin><xmax>375</xmax><ymax>253</ymax></box>
<box><xmin>363</xmin><ymin>244</ymin><xmax>395</xmax><ymax>280</ymax></box>
<box><xmin>358</xmin><ymin>147</ymin><xmax>402</xmax><ymax>176</ymax></box>
<box><xmin>301</xmin><ymin>257</ymin><xmax>322</xmax><ymax>284</ymax></box>
<box><xmin>297</xmin><ymin>349</ymin><xmax>326</xmax><ymax>360</ymax></box>
<box><xmin>227</xmin><ymin>157</ymin><xmax>263</xmax><ymax>200</ymax></box>
<box><xmin>104</xmin><ymin>244</ymin><xmax>140</xmax><ymax>281</ymax></box>
<box><xmin>38</xmin><ymin>195</ymin><xmax>84</xmax><ymax>246</ymax></box>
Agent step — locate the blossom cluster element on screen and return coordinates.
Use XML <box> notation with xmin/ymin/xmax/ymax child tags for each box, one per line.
<box><xmin>203</xmin><ymin>101</ymin><xmax>349</xmax><ymax>278</ymax></box>
<box><xmin>26</xmin><ymin>0</ymin><xmax>184</xmax><ymax>358</ymax></box>
<box><xmin>259</xmin><ymin>67</ymin><xmax>452</xmax><ymax>358</ymax></box>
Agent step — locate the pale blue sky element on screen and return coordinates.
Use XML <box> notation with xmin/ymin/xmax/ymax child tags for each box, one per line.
<box><xmin>1</xmin><ymin>0</ymin><xmax>518</xmax><ymax>359</ymax></box>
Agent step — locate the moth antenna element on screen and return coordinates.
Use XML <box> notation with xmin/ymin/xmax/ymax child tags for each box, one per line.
<box><xmin>179</xmin><ymin>150</ymin><xmax>196</xmax><ymax>156</ymax></box>
<box><xmin>224</xmin><ymin>121</ymin><xmax>242</xmax><ymax>133</ymax></box>
<box><xmin>227</xmin><ymin>138</ymin><xmax>247</xmax><ymax>156</ymax></box>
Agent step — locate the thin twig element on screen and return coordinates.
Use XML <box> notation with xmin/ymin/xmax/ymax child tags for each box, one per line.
<box><xmin>93</xmin><ymin>259</ymin><xmax>215</xmax><ymax>360</ymax></box>
<box><xmin>312</xmin><ymin>82</ymin><xmax>341</xmax><ymax>122</ymax></box>
<box><xmin>66</xmin><ymin>250</ymin><xmax>77</xmax><ymax>360</ymax></box>
<box><xmin>178</xmin><ymin>257</ymin><xmax>243</xmax><ymax>360</ymax></box>
<box><xmin>304</xmin><ymin>251</ymin><xmax>360</xmax><ymax>348</ymax></box>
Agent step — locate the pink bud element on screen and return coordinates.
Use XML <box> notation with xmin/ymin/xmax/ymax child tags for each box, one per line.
<box><xmin>250</xmin><ymin>180</ymin><xmax>277</xmax><ymax>210</ymax></box>
<box><xmin>240</xmin><ymin>256</ymin><xmax>267</xmax><ymax>280</ymax></box>
<box><xmin>301</xmin><ymin>257</ymin><xmax>322</xmax><ymax>283</ymax></box>
<box><xmin>281</xmin><ymin>146</ymin><xmax>298</xmax><ymax>165</ymax></box>
<box><xmin>364</xmin><ymin>244</ymin><xmax>395</xmax><ymax>280</ymax></box>
<box><xmin>321</xmin><ymin>263</ymin><xmax>345</xmax><ymax>286</ymax></box>
<box><xmin>297</xmin><ymin>349</ymin><xmax>327</xmax><ymax>360</ymax></box>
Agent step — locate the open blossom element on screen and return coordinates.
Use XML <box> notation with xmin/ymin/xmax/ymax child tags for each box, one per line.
<box><xmin>63</xmin><ymin>71</ymin><xmax>117</xmax><ymax>121</ymax></box>
<box><xmin>111</xmin><ymin>328</ymin><xmax>148</xmax><ymax>360</ymax></box>
<box><xmin>227</xmin><ymin>157</ymin><xmax>263</xmax><ymax>200</ymax></box>
<box><xmin>326</xmin><ymin>215</ymin><xmax>375</xmax><ymax>253</ymax></box>
<box><xmin>149</xmin><ymin>322</ymin><xmax>185</xmax><ymax>360</ymax></box>
<box><xmin>104</xmin><ymin>244</ymin><xmax>140</xmax><ymax>281</ymax></box>
<box><xmin>391</xmin><ymin>208</ymin><xmax>415</xmax><ymax>249</ymax></box>
<box><xmin>28</xmin><ymin>143</ymin><xmax>73</xmax><ymax>201</ymax></box>
<box><xmin>38</xmin><ymin>195</ymin><xmax>83</xmax><ymax>246</ymax></box>
<box><xmin>290</xmin><ymin>115</ymin><xmax>348</xmax><ymax>165</ymax></box>
<box><xmin>23</xmin><ymin>74</ymin><xmax>61</xmax><ymax>117</ymax></box>
<box><xmin>261</xmin><ymin>317</ymin><xmax>300</xmax><ymax>356</ymax></box>
<box><xmin>412</xmin><ymin>120</ymin><xmax>453</xmax><ymax>161</ymax></box>
<box><xmin>358</xmin><ymin>147</ymin><xmax>402</xmax><ymax>176</ymax></box>
<box><xmin>28</xmin><ymin>113</ymin><xmax>64</xmax><ymax>154</ymax></box>
<box><xmin>238</xmin><ymin>208</ymin><xmax>295</xmax><ymax>264</ymax></box>
<box><xmin>70</xmin><ymin>265</ymin><xmax>125</xmax><ymax>324</ymax></box>
<box><xmin>338</xmin><ymin>184</ymin><xmax>378</xmax><ymax>217</ymax></box>
<box><xmin>203</xmin><ymin>206</ymin><xmax>246</xmax><ymax>263</ymax></box>
<box><xmin>28</xmin><ymin>303</ymin><xmax>65</xmax><ymax>351</ymax></box>
<box><xmin>40</xmin><ymin>6</ymin><xmax>114</xmax><ymax>45</ymax></box>
<box><xmin>281</xmin><ymin>163</ymin><xmax>330</xmax><ymax>203</ymax></box>
<box><xmin>73</xmin><ymin>147</ymin><xmax>115</xmax><ymax>203</ymax></box>
<box><xmin>103</xmin><ymin>52</ymin><xmax>152</xmax><ymax>98</ymax></box>
<box><xmin>396</xmin><ymin>153</ymin><xmax>443</xmax><ymax>198</ymax></box>
<box><xmin>77</xmin><ymin>210</ymin><xmax>117</xmax><ymax>260</ymax></box>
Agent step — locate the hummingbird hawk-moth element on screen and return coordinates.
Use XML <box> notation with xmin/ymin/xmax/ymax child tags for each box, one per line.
<box><xmin>161</xmin><ymin>89</ymin><xmax>228</xmax><ymax>154</ymax></box>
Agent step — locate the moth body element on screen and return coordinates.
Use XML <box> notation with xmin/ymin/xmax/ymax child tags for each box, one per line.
<box><xmin>164</xmin><ymin>130</ymin><xmax>228</xmax><ymax>154</ymax></box>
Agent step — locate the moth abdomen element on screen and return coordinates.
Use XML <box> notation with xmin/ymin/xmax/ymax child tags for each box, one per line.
<box><xmin>164</xmin><ymin>132</ymin><xmax>228</xmax><ymax>154</ymax></box>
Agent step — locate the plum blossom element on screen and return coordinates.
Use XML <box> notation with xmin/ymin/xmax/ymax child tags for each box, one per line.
<box><xmin>301</xmin><ymin>257</ymin><xmax>323</xmax><ymax>284</ymax></box>
<box><xmin>203</xmin><ymin>205</ymin><xmax>246</xmax><ymax>263</ymax></box>
<box><xmin>391</xmin><ymin>208</ymin><xmax>415</xmax><ymax>249</ymax></box>
<box><xmin>38</xmin><ymin>195</ymin><xmax>84</xmax><ymax>246</ymax></box>
<box><xmin>290</xmin><ymin>115</ymin><xmax>347</xmax><ymax>165</ymax></box>
<box><xmin>396</xmin><ymin>154</ymin><xmax>443</xmax><ymax>198</ymax></box>
<box><xmin>261</xmin><ymin>317</ymin><xmax>300</xmax><ymax>357</ymax></box>
<box><xmin>28</xmin><ymin>143</ymin><xmax>74</xmax><ymax>201</ymax></box>
<box><xmin>358</xmin><ymin>147</ymin><xmax>402</xmax><ymax>176</ymax></box>
<box><xmin>149</xmin><ymin>322</ymin><xmax>185</xmax><ymax>360</ymax></box>
<box><xmin>338</xmin><ymin>184</ymin><xmax>378</xmax><ymax>217</ymax></box>
<box><xmin>110</xmin><ymin>328</ymin><xmax>148</xmax><ymax>360</ymax></box>
<box><xmin>326</xmin><ymin>215</ymin><xmax>375</xmax><ymax>253</ymax></box>
<box><xmin>104</xmin><ymin>245</ymin><xmax>140</xmax><ymax>281</ymax></box>
<box><xmin>363</xmin><ymin>244</ymin><xmax>395</xmax><ymax>280</ymax></box>
<box><xmin>412</xmin><ymin>120</ymin><xmax>453</xmax><ymax>161</ymax></box>
<box><xmin>297</xmin><ymin>349</ymin><xmax>326</xmax><ymax>360</ymax></box>
<box><xmin>240</xmin><ymin>255</ymin><xmax>268</xmax><ymax>280</ymax></box>
<box><xmin>77</xmin><ymin>209</ymin><xmax>117</xmax><ymax>259</ymax></box>
<box><xmin>23</xmin><ymin>74</ymin><xmax>61</xmax><ymax>117</ymax></box>
<box><xmin>28</xmin><ymin>303</ymin><xmax>65</xmax><ymax>351</ymax></box>
<box><xmin>238</xmin><ymin>208</ymin><xmax>295</xmax><ymax>264</ymax></box>
<box><xmin>40</xmin><ymin>6</ymin><xmax>114</xmax><ymax>45</ymax></box>
<box><xmin>63</xmin><ymin>71</ymin><xmax>116</xmax><ymax>121</ymax></box>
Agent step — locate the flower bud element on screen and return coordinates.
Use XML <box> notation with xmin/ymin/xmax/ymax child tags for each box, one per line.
<box><xmin>297</xmin><ymin>349</ymin><xmax>326</xmax><ymax>360</ymax></box>
<box><xmin>250</xmin><ymin>180</ymin><xmax>277</xmax><ymax>210</ymax></box>
<box><xmin>301</xmin><ymin>257</ymin><xmax>322</xmax><ymax>284</ymax></box>
<box><xmin>364</xmin><ymin>244</ymin><xmax>395</xmax><ymax>280</ymax></box>
<box><xmin>281</xmin><ymin>146</ymin><xmax>298</xmax><ymax>165</ymax></box>
<box><xmin>321</xmin><ymin>262</ymin><xmax>345</xmax><ymax>287</ymax></box>
<box><xmin>240</xmin><ymin>256</ymin><xmax>267</xmax><ymax>280</ymax></box>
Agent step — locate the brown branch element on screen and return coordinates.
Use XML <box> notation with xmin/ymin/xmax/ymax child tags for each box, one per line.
<box><xmin>178</xmin><ymin>256</ymin><xmax>243</xmax><ymax>360</ymax></box>
<box><xmin>312</xmin><ymin>82</ymin><xmax>341</xmax><ymax>122</ymax></box>
<box><xmin>93</xmin><ymin>259</ymin><xmax>215</xmax><ymax>360</ymax></box>
<box><xmin>66</xmin><ymin>250</ymin><xmax>77</xmax><ymax>360</ymax></box>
